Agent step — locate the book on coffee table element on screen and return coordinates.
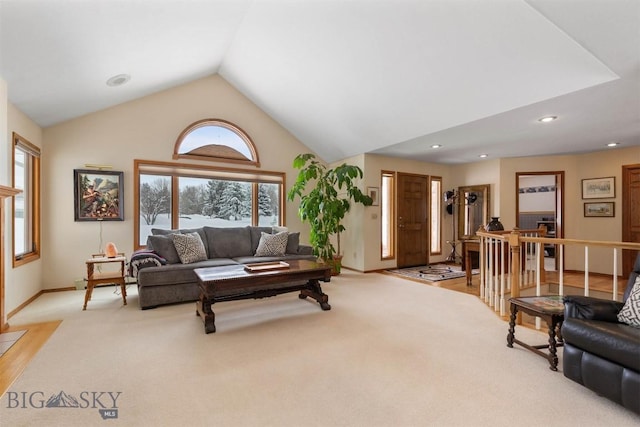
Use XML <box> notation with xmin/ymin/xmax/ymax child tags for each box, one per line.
<box><xmin>244</xmin><ymin>261</ymin><xmax>290</xmax><ymax>272</ymax></box>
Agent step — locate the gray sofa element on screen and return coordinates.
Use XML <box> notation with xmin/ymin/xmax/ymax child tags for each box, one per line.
<box><xmin>132</xmin><ymin>226</ymin><xmax>317</xmax><ymax>309</ymax></box>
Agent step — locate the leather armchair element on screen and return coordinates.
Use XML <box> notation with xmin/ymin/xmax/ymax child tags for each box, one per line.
<box><xmin>562</xmin><ymin>254</ymin><xmax>640</xmax><ymax>414</ymax></box>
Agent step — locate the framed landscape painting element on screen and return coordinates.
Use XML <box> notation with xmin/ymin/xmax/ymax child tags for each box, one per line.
<box><xmin>581</xmin><ymin>176</ymin><xmax>615</xmax><ymax>199</ymax></box>
<box><xmin>584</xmin><ymin>202</ymin><xmax>614</xmax><ymax>217</ymax></box>
<box><xmin>74</xmin><ymin>169</ymin><xmax>124</xmax><ymax>221</ymax></box>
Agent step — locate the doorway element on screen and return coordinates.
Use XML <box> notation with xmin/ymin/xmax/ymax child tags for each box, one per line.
<box><xmin>397</xmin><ymin>173</ymin><xmax>429</xmax><ymax>268</ymax></box>
<box><xmin>516</xmin><ymin>172</ymin><xmax>564</xmax><ymax>271</ymax></box>
<box><xmin>622</xmin><ymin>164</ymin><xmax>640</xmax><ymax>277</ymax></box>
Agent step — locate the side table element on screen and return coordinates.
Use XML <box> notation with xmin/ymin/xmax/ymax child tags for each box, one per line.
<box><xmin>83</xmin><ymin>254</ymin><xmax>127</xmax><ymax>310</ymax></box>
<box><xmin>507</xmin><ymin>295</ymin><xmax>564</xmax><ymax>371</ymax></box>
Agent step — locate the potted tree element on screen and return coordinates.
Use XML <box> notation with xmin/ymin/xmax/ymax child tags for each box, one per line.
<box><xmin>287</xmin><ymin>153</ymin><xmax>372</xmax><ymax>274</ymax></box>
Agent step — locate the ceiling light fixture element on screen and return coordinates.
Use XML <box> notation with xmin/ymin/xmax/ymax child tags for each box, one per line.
<box><xmin>606</xmin><ymin>142</ymin><xmax>620</xmax><ymax>147</ymax></box>
<box><xmin>538</xmin><ymin>115</ymin><xmax>557</xmax><ymax>123</ymax></box>
<box><xmin>106</xmin><ymin>74</ymin><xmax>131</xmax><ymax>87</ymax></box>
<box><xmin>479</xmin><ymin>154</ymin><xmax>488</xmax><ymax>158</ymax></box>
<box><xmin>431</xmin><ymin>144</ymin><xmax>442</xmax><ymax>149</ymax></box>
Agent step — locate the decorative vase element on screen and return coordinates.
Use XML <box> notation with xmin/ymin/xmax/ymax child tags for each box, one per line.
<box><xmin>486</xmin><ymin>217</ymin><xmax>504</xmax><ymax>231</ymax></box>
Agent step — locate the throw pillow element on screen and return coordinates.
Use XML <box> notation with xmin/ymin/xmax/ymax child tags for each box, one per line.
<box><xmin>255</xmin><ymin>231</ymin><xmax>288</xmax><ymax>257</ymax></box>
<box><xmin>146</xmin><ymin>234</ymin><xmax>181</xmax><ymax>264</ymax></box>
<box><xmin>172</xmin><ymin>232</ymin><xmax>208</xmax><ymax>264</ymax></box>
<box><xmin>286</xmin><ymin>231</ymin><xmax>300</xmax><ymax>254</ymax></box>
<box><xmin>618</xmin><ymin>276</ymin><xmax>640</xmax><ymax>328</ymax></box>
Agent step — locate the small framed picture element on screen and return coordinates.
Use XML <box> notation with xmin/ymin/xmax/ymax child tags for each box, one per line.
<box><xmin>367</xmin><ymin>187</ymin><xmax>379</xmax><ymax>206</ymax></box>
<box><xmin>584</xmin><ymin>202</ymin><xmax>614</xmax><ymax>217</ymax></box>
<box><xmin>74</xmin><ymin>169</ymin><xmax>124</xmax><ymax>221</ymax></box>
<box><xmin>581</xmin><ymin>176</ymin><xmax>615</xmax><ymax>199</ymax></box>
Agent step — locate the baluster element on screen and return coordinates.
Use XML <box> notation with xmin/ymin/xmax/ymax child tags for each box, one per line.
<box><xmin>613</xmin><ymin>248</ymin><xmax>618</xmax><ymax>301</ymax></box>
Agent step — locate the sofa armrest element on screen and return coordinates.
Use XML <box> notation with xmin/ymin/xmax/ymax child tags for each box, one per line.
<box><xmin>129</xmin><ymin>249</ymin><xmax>167</xmax><ymax>278</ymax></box>
<box><xmin>563</xmin><ymin>295</ymin><xmax>624</xmax><ymax>322</ymax></box>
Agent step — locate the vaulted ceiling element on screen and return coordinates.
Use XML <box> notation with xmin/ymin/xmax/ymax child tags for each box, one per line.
<box><xmin>1</xmin><ymin>0</ymin><xmax>638</xmax><ymax>164</ymax></box>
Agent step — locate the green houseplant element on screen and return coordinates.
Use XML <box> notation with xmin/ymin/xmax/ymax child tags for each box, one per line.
<box><xmin>287</xmin><ymin>153</ymin><xmax>372</xmax><ymax>274</ymax></box>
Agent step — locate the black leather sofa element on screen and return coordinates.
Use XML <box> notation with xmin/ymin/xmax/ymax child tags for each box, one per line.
<box><xmin>562</xmin><ymin>254</ymin><xmax>640</xmax><ymax>414</ymax></box>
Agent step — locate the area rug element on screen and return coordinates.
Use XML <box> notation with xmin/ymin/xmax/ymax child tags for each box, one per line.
<box><xmin>0</xmin><ymin>330</ymin><xmax>26</xmax><ymax>357</ymax></box>
<box><xmin>386</xmin><ymin>264</ymin><xmax>478</xmax><ymax>282</ymax></box>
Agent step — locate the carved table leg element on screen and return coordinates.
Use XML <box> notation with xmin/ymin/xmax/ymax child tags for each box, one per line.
<box><xmin>196</xmin><ymin>294</ymin><xmax>216</xmax><ymax>333</ymax></box>
<box><xmin>299</xmin><ymin>279</ymin><xmax>331</xmax><ymax>310</ymax></box>
<box><xmin>507</xmin><ymin>304</ymin><xmax>517</xmax><ymax>348</ymax></box>
<box><xmin>547</xmin><ymin>319</ymin><xmax>559</xmax><ymax>371</ymax></box>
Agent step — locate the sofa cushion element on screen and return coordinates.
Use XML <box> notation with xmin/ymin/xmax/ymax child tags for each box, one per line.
<box><xmin>286</xmin><ymin>232</ymin><xmax>300</xmax><ymax>254</ymax></box>
<box><xmin>146</xmin><ymin>234</ymin><xmax>181</xmax><ymax>264</ymax></box>
<box><xmin>137</xmin><ymin>258</ymin><xmax>240</xmax><ymax>287</ymax></box>
<box><xmin>249</xmin><ymin>226</ymin><xmax>273</xmax><ymax>254</ymax></box>
<box><xmin>152</xmin><ymin>227</ymin><xmax>209</xmax><ymax>257</ymax></box>
<box><xmin>172</xmin><ymin>232</ymin><xmax>207</xmax><ymax>264</ymax></box>
<box><xmin>255</xmin><ymin>231</ymin><xmax>288</xmax><ymax>256</ymax></box>
<box><xmin>618</xmin><ymin>276</ymin><xmax>640</xmax><ymax>328</ymax></box>
<box><xmin>204</xmin><ymin>226</ymin><xmax>252</xmax><ymax>258</ymax></box>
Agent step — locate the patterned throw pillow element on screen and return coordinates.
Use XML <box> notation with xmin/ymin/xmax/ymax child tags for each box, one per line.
<box><xmin>618</xmin><ymin>276</ymin><xmax>640</xmax><ymax>328</ymax></box>
<box><xmin>255</xmin><ymin>231</ymin><xmax>288</xmax><ymax>256</ymax></box>
<box><xmin>172</xmin><ymin>232</ymin><xmax>207</xmax><ymax>264</ymax></box>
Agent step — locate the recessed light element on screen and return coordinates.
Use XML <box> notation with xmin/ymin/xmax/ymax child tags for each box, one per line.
<box><xmin>431</xmin><ymin>144</ymin><xmax>442</xmax><ymax>149</ymax></box>
<box><xmin>479</xmin><ymin>154</ymin><xmax>488</xmax><ymax>158</ymax></box>
<box><xmin>606</xmin><ymin>142</ymin><xmax>620</xmax><ymax>147</ymax></box>
<box><xmin>106</xmin><ymin>74</ymin><xmax>131</xmax><ymax>87</ymax></box>
<box><xmin>538</xmin><ymin>115</ymin><xmax>557</xmax><ymax>123</ymax></box>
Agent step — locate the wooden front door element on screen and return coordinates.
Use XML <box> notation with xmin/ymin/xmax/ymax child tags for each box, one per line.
<box><xmin>622</xmin><ymin>164</ymin><xmax>640</xmax><ymax>277</ymax></box>
<box><xmin>397</xmin><ymin>173</ymin><xmax>428</xmax><ymax>268</ymax></box>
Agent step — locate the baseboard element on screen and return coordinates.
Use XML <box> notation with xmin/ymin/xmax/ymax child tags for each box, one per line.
<box><xmin>7</xmin><ymin>287</ymin><xmax>75</xmax><ymax>320</ymax></box>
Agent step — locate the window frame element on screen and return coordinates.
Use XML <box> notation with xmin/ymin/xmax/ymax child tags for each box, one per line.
<box><xmin>12</xmin><ymin>132</ymin><xmax>41</xmax><ymax>267</ymax></box>
<box><xmin>429</xmin><ymin>176</ymin><xmax>442</xmax><ymax>255</ymax></box>
<box><xmin>134</xmin><ymin>159</ymin><xmax>286</xmax><ymax>249</ymax></box>
<box><xmin>173</xmin><ymin>118</ymin><xmax>260</xmax><ymax>167</ymax></box>
<box><xmin>381</xmin><ymin>170</ymin><xmax>395</xmax><ymax>260</ymax></box>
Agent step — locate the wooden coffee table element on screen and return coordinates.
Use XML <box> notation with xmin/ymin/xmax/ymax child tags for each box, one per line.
<box><xmin>507</xmin><ymin>295</ymin><xmax>564</xmax><ymax>371</ymax></box>
<box><xmin>194</xmin><ymin>260</ymin><xmax>332</xmax><ymax>333</ymax></box>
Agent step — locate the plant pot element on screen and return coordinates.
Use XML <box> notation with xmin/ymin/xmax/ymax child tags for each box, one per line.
<box><xmin>326</xmin><ymin>255</ymin><xmax>343</xmax><ymax>276</ymax></box>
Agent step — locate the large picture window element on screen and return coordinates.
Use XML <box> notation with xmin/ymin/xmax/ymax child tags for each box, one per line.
<box><xmin>12</xmin><ymin>132</ymin><xmax>40</xmax><ymax>266</ymax></box>
<box><xmin>135</xmin><ymin>160</ymin><xmax>284</xmax><ymax>247</ymax></box>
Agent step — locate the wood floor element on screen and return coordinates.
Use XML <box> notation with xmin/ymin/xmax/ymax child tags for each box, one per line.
<box><xmin>0</xmin><ymin>321</ymin><xmax>61</xmax><ymax>397</ymax></box>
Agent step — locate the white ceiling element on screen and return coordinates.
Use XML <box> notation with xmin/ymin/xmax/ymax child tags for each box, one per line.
<box><xmin>1</xmin><ymin>0</ymin><xmax>638</xmax><ymax>164</ymax></box>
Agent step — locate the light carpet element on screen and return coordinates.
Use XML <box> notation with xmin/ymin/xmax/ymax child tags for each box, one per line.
<box><xmin>1</xmin><ymin>271</ymin><xmax>638</xmax><ymax>426</ymax></box>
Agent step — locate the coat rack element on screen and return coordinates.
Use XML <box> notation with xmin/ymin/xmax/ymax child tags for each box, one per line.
<box><xmin>444</xmin><ymin>189</ymin><xmax>478</xmax><ymax>263</ymax></box>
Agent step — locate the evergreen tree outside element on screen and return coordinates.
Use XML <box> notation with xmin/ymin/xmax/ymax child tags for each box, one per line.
<box><xmin>219</xmin><ymin>181</ymin><xmax>250</xmax><ymax>220</ymax></box>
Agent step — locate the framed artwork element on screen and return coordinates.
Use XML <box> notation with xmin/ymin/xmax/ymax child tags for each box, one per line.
<box><xmin>581</xmin><ymin>176</ymin><xmax>615</xmax><ymax>199</ymax></box>
<box><xmin>74</xmin><ymin>169</ymin><xmax>124</xmax><ymax>221</ymax></box>
<box><xmin>584</xmin><ymin>202</ymin><xmax>614</xmax><ymax>217</ymax></box>
<box><xmin>367</xmin><ymin>187</ymin><xmax>379</xmax><ymax>206</ymax></box>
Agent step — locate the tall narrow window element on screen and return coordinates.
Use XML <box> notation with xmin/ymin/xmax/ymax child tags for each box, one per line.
<box><xmin>430</xmin><ymin>176</ymin><xmax>442</xmax><ymax>255</ymax></box>
<box><xmin>381</xmin><ymin>171</ymin><xmax>395</xmax><ymax>259</ymax></box>
<box><xmin>12</xmin><ymin>132</ymin><xmax>40</xmax><ymax>266</ymax></box>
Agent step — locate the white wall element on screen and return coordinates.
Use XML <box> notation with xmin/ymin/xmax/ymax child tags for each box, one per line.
<box><xmin>5</xmin><ymin>104</ymin><xmax>43</xmax><ymax>314</ymax></box>
<box><xmin>41</xmin><ymin>75</ymin><xmax>314</xmax><ymax>290</ymax></box>
<box><xmin>518</xmin><ymin>175</ymin><xmax>556</xmax><ymax>212</ymax></box>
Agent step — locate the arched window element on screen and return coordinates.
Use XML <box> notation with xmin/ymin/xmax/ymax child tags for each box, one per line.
<box><xmin>173</xmin><ymin>119</ymin><xmax>259</xmax><ymax>167</ymax></box>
